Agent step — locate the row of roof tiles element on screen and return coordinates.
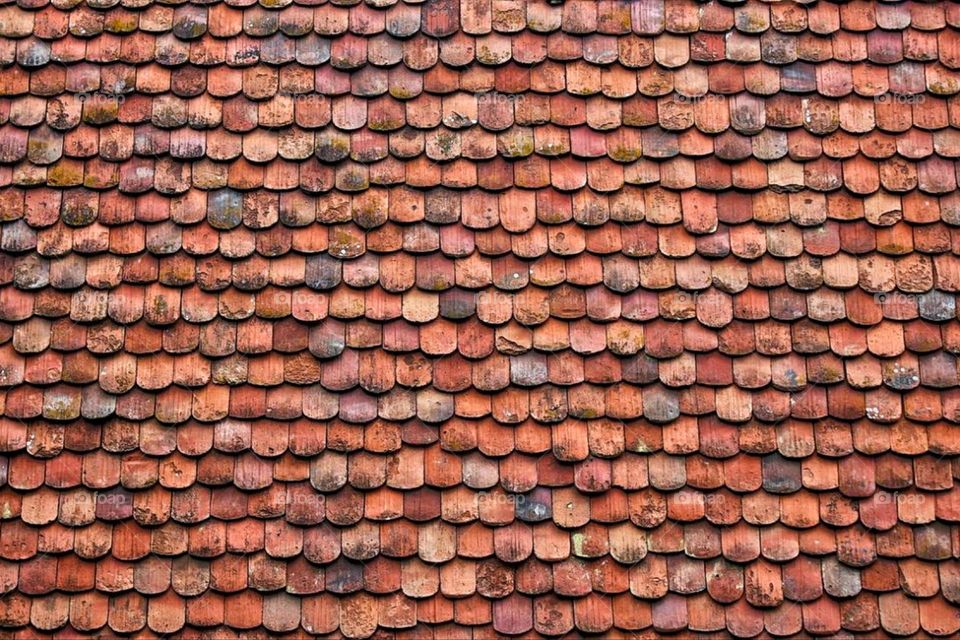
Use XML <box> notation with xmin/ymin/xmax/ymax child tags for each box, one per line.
<box><xmin>5</xmin><ymin>241</ymin><xmax>960</xmax><ymax>303</ymax></box>
<box><xmin>3</xmin><ymin>456</ymin><xmax>960</xmax><ymax>517</ymax></box>
<box><xmin>8</xmin><ymin>122</ymin><xmax>960</xmax><ymax>168</ymax></box>
<box><xmin>6</xmin><ymin>120</ymin><xmax>960</xmax><ymax>165</ymax></box>
<box><xmin>0</xmin><ymin>39</ymin><xmax>943</xmax><ymax>95</ymax></box>
<box><xmin>2</xmin><ymin>539</ymin><xmax>960</xmax><ymax>602</ymax></box>
<box><xmin>6</xmin><ymin>225</ymin><xmax>960</xmax><ymax>269</ymax></box>
<box><xmin>2</xmin><ymin>590</ymin><xmax>958</xmax><ymax>637</ymax></box>
<box><xmin>2</xmin><ymin>281</ymin><xmax>957</xmax><ymax>335</ymax></box>
<box><xmin>4</xmin><ymin>245</ymin><xmax>960</xmax><ymax>291</ymax></box>
<box><xmin>4</xmin><ymin>252</ymin><xmax>960</xmax><ymax>301</ymax></box>
<box><xmin>3</xmin><ymin>302</ymin><xmax>960</xmax><ymax>361</ymax></box>
<box><xmin>5</xmin><ymin>82</ymin><xmax>960</xmax><ymax>133</ymax></box>
<box><xmin>3</xmin><ymin>280</ymin><xmax>960</xmax><ymax>327</ymax></box>
<box><xmin>3</xmin><ymin>191</ymin><xmax>959</xmax><ymax>238</ymax></box>
<box><xmin>5</xmin><ymin>412</ymin><xmax>960</xmax><ymax>458</ymax></box>
<box><xmin>0</xmin><ymin>332</ymin><xmax>958</xmax><ymax>388</ymax></box>
<box><xmin>4</xmin><ymin>412</ymin><xmax>960</xmax><ymax>474</ymax></box>
<box><xmin>5</xmin><ymin>33</ymin><xmax>960</xmax><ymax>74</ymax></box>
<box><xmin>6</xmin><ymin>90</ymin><xmax>960</xmax><ymax>135</ymax></box>
<box><xmin>3</xmin><ymin>378</ymin><xmax>960</xmax><ymax>424</ymax></box>
<box><xmin>1</xmin><ymin>505</ymin><xmax>958</xmax><ymax>563</ymax></box>
<box><xmin>3</xmin><ymin>434</ymin><xmax>959</xmax><ymax>487</ymax></box>
<box><xmin>1</xmin><ymin>0</ymin><xmax>958</xmax><ymax>38</ymax></box>
<box><xmin>5</xmin><ymin>544</ymin><xmax>960</xmax><ymax>602</ymax></box>
<box><xmin>1</xmin><ymin>194</ymin><xmax>957</xmax><ymax>245</ymax></box>
<box><xmin>3</xmin><ymin>401</ymin><xmax>960</xmax><ymax>453</ymax></box>
<box><xmin>3</xmin><ymin>329</ymin><xmax>959</xmax><ymax>384</ymax></box>
<box><xmin>1</xmin><ymin>156</ymin><xmax>958</xmax><ymax>197</ymax></box>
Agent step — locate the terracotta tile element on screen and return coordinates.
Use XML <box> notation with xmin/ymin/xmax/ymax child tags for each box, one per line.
<box><xmin>879</xmin><ymin>591</ymin><xmax>920</xmax><ymax>635</ymax></box>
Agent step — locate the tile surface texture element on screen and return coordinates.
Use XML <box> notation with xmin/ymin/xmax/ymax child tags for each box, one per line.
<box><xmin>1</xmin><ymin>0</ymin><xmax>960</xmax><ymax>636</ymax></box>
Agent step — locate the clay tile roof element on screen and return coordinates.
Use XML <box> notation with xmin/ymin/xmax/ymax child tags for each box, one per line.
<box><xmin>2</xmin><ymin>0</ymin><xmax>960</xmax><ymax>636</ymax></box>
